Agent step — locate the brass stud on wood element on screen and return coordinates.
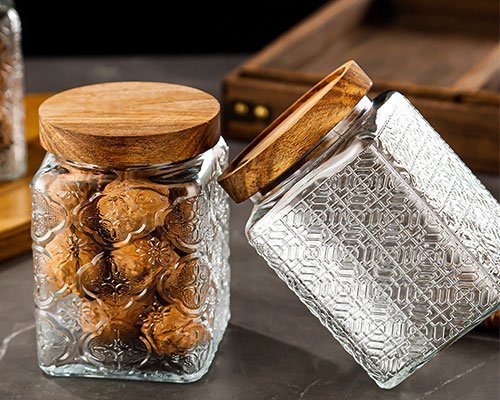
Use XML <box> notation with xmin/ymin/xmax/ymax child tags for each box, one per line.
<box><xmin>234</xmin><ymin>101</ymin><xmax>250</xmax><ymax>116</ymax></box>
<box><xmin>254</xmin><ymin>105</ymin><xmax>270</xmax><ymax>120</ymax></box>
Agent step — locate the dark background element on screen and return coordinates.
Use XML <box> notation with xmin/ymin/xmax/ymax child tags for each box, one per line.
<box><xmin>15</xmin><ymin>1</ymin><xmax>329</xmax><ymax>56</ymax></box>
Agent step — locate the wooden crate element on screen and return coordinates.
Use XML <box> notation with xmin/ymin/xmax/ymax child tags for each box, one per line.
<box><xmin>223</xmin><ymin>0</ymin><xmax>500</xmax><ymax>173</ymax></box>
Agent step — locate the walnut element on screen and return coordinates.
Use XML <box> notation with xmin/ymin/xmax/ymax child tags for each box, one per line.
<box><xmin>78</xmin><ymin>179</ymin><xmax>170</xmax><ymax>246</ymax></box>
<box><xmin>104</xmin><ymin>178</ymin><xmax>169</xmax><ymax>197</ymax></box>
<box><xmin>141</xmin><ymin>304</ymin><xmax>209</xmax><ymax>356</ymax></box>
<box><xmin>156</xmin><ymin>254</ymin><xmax>211</xmax><ymax>316</ymax></box>
<box><xmin>48</xmin><ymin>174</ymin><xmax>96</xmax><ymax>213</ymax></box>
<box><xmin>77</xmin><ymin>245</ymin><xmax>165</xmax><ymax>308</ymax></box>
<box><xmin>77</xmin><ymin>299</ymin><xmax>109</xmax><ymax>333</ymax></box>
<box><xmin>48</xmin><ymin>169</ymin><xmax>115</xmax><ymax>215</ymax></box>
<box><xmin>66</xmin><ymin>294</ymin><xmax>155</xmax><ymax>338</ymax></box>
<box><xmin>160</xmin><ymin>196</ymin><xmax>209</xmax><ymax>252</ymax></box>
<box><xmin>84</xmin><ymin>318</ymin><xmax>154</xmax><ymax>369</ymax></box>
<box><xmin>116</xmin><ymin>235</ymin><xmax>179</xmax><ymax>273</ymax></box>
<box><xmin>43</xmin><ymin>231</ymin><xmax>101</xmax><ymax>297</ymax></box>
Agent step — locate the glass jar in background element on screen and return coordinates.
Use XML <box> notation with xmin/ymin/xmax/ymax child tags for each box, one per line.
<box><xmin>31</xmin><ymin>82</ymin><xmax>230</xmax><ymax>382</ymax></box>
<box><xmin>0</xmin><ymin>0</ymin><xmax>24</xmax><ymax>180</ymax></box>
<box><xmin>218</xmin><ymin>61</ymin><xmax>500</xmax><ymax>389</ymax></box>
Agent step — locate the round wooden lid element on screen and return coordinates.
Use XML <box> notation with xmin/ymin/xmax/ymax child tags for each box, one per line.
<box><xmin>218</xmin><ymin>61</ymin><xmax>372</xmax><ymax>203</ymax></box>
<box><xmin>39</xmin><ymin>81</ymin><xmax>220</xmax><ymax>167</ymax></box>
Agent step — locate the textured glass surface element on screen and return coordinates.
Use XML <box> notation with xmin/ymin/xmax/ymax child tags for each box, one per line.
<box><xmin>0</xmin><ymin>2</ymin><xmax>25</xmax><ymax>180</ymax></box>
<box><xmin>246</xmin><ymin>93</ymin><xmax>500</xmax><ymax>388</ymax></box>
<box><xmin>31</xmin><ymin>138</ymin><xmax>230</xmax><ymax>383</ymax></box>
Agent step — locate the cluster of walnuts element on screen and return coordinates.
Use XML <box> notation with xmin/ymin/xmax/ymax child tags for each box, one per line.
<box><xmin>40</xmin><ymin>165</ymin><xmax>212</xmax><ymax>359</ymax></box>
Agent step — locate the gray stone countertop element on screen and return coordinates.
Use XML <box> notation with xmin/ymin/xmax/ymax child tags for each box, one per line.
<box><xmin>0</xmin><ymin>55</ymin><xmax>498</xmax><ymax>399</ymax></box>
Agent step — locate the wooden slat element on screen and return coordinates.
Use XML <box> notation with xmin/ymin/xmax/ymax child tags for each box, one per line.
<box><xmin>238</xmin><ymin>65</ymin><xmax>500</xmax><ymax>106</ymax></box>
<box><xmin>299</xmin><ymin>28</ymin><xmax>498</xmax><ymax>87</ymax></box>
<box><xmin>389</xmin><ymin>0</ymin><xmax>500</xmax><ymax>35</ymax></box>
<box><xmin>243</xmin><ymin>0</ymin><xmax>372</xmax><ymax>71</ymax></box>
<box><xmin>240</xmin><ymin>0</ymin><xmax>499</xmax><ymax>92</ymax></box>
<box><xmin>452</xmin><ymin>44</ymin><xmax>500</xmax><ymax>90</ymax></box>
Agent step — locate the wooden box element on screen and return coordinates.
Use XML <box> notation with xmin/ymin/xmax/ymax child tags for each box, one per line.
<box><xmin>223</xmin><ymin>0</ymin><xmax>500</xmax><ymax>173</ymax></box>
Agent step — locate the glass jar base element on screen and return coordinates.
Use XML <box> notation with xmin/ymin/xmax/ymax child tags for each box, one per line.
<box><xmin>374</xmin><ymin>304</ymin><xmax>500</xmax><ymax>389</ymax></box>
<box><xmin>39</xmin><ymin>362</ymin><xmax>211</xmax><ymax>383</ymax></box>
<box><xmin>37</xmin><ymin>315</ymin><xmax>230</xmax><ymax>384</ymax></box>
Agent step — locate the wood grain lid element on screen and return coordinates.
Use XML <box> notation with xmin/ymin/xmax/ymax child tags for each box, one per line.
<box><xmin>39</xmin><ymin>81</ymin><xmax>220</xmax><ymax>167</ymax></box>
<box><xmin>218</xmin><ymin>61</ymin><xmax>372</xmax><ymax>203</ymax></box>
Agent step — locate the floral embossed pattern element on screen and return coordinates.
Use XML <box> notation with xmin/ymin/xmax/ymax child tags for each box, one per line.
<box><xmin>31</xmin><ymin>139</ymin><xmax>230</xmax><ymax>382</ymax></box>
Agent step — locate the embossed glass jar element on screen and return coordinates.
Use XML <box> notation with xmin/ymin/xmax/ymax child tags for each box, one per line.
<box><xmin>0</xmin><ymin>0</ymin><xmax>25</xmax><ymax>180</ymax></box>
<box><xmin>31</xmin><ymin>82</ymin><xmax>230</xmax><ymax>382</ymax></box>
<box><xmin>219</xmin><ymin>62</ymin><xmax>500</xmax><ymax>389</ymax></box>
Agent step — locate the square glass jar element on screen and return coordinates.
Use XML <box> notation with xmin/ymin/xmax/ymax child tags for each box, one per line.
<box><xmin>219</xmin><ymin>62</ymin><xmax>500</xmax><ymax>388</ymax></box>
<box><xmin>31</xmin><ymin>82</ymin><xmax>230</xmax><ymax>382</ymax></box>
<box><xmin>0</xmin><ymin>0</ymin><xmax>25</xmax><ymax>181</ymax></box>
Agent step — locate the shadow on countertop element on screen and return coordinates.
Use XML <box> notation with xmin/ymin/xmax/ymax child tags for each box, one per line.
<box><xmin>1</xmin><ymin>322</ymin><xmax>499</xmax><ymax>400</ymax></box>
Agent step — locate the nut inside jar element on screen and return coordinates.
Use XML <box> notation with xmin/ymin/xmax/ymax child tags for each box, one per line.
<box><xmin>36</xmin><ymin>162</ymin><xmax>214</xmax><ymax>371</ymax></box>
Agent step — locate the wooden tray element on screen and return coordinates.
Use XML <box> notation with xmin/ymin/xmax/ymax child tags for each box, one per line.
<box><xmin>223</xmin><ymin>0</ymin><xmax>500</xmax><ymax>173</ymax></box>
<box><xmin>0</xmin><ymin>94</ymin><xmax>52</xmax><ymax>262</ymax></box>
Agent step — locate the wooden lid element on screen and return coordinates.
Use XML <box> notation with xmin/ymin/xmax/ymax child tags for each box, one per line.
<box><xmin>218</xmin><ymin>61</ymin><xmax>372</xmax><ymax>203</ymax></box>
<box><xmin>39</xmin><ymin>81</ymin><xmax>220</xmax><ymax>167</ymax></box>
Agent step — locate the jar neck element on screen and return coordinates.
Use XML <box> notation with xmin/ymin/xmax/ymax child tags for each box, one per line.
<box><xmin>250</xmin><ymin>95</ymin><xmax>374</xmax><ymax>205</ymax></box>
<box><xmin>53</xmin><ymin>154</ymin><xmax>204</xmax><ymax>174</ymax></box>
<box><xmin>49</xmin><ymin>136</ymin><xmax>226</xmax><ymax>174</ymax></box>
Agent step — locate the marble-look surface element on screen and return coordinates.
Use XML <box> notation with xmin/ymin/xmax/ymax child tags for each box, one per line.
<box><xmin>0</xmin><ymin>56</ymin><xmax>498</xmax><ymax>399</ymax></box>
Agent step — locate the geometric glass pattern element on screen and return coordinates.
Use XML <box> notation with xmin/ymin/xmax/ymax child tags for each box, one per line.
<box><xmin>247</xmin><ymin>93</ymin><xmax>500</xmax><ymax>388</ymax></box>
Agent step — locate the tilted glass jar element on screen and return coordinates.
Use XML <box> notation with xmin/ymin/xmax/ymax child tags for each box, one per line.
<box><xmin>31</xmin><ymin>82</ymin><xmax>230</xmax><ymax>382</ymax></box>
<box><xmin>218</xmin><ymin>61</ymin><xmax>500</xmax><ymax>389</ymax></box>
<box><xmin>0</xmin><ymin>0</ymin><xmax>25</xmax><ymax>180</ymax></box>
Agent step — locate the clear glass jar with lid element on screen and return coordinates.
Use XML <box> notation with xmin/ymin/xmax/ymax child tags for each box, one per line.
<box><xmin>219</xmin><ymin>61</ymin><xmax>500</xmax><ymax>389</ymax></box>
<box><xmin>31</xmin><ymin>82</ymin><xmax>230</xmax><ymax>382</ymax></box>
<box><xmin>0</xmin><ymin>0</ymin><xmax>25</xmax><ymax>180</ymax></box>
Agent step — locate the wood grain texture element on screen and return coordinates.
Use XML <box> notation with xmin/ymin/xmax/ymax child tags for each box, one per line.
<box><xmin>39</xmin><ymin>82</ymin><xmax>220</xmax><ymax>167</ymax></box>
<box><xmin>219</xmin><ymin>61</ymin><xmax>372</xmax><ymax>203</ymax></box>
<box><xmin>0</xmin><ymin>93</ymin><xmax>52</xmax><ymax>262</ymax></box>
<box><xmin>256</xmin><ymin>0</ymin><xmax>499</xmax><ymax>86</ymax></box>
<box><xmin>296</xmin><ymin>28</ymin><xmax>497</xmax><ymax>86</ymax></box>
<box><xmin>243</xmin><ymin>0</ymin><xmax>372</xmax><ymax>73</ymax></box>
<box><xmin>224</xmin><ymin>72</ymin><xmax>500</xmax><ymax>173</ymax></box>
<box><xmin>238</xmin><ymin>65</ymin><xmax>500</xmax><ymax>106</ymax></box>
<box><xmin>222</xmin><ymin>0</ymin><xmax>500</xmax><ymax>173</ymax></box>
<box><xmin>452</xmin><ymin>44</ymin><xmax>500</xmax><ymax>90</ymax></box>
